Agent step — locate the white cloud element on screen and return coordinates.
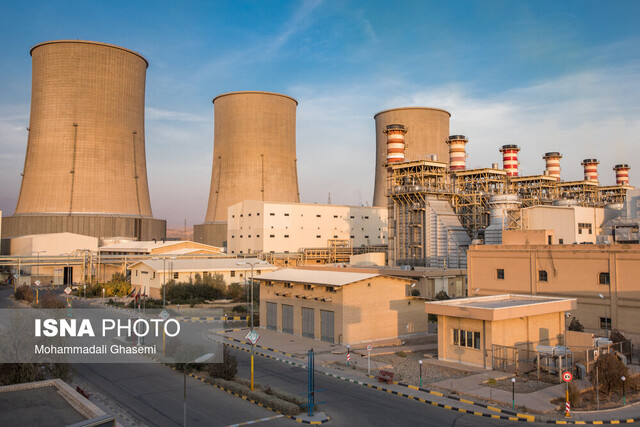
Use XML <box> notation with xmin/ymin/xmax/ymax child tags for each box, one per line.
<box><xmin>146</xmin><ymin>107</ymin><xmax>209</xmax><ymax>122</ymax></box>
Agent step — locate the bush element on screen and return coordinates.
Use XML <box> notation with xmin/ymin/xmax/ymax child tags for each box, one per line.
<box><xmin>14</xmin><ymin>285</ymin><xmax>34</xmax><ymax>302</ymax></box>
<box><xmin>226</xmin><ymin>283</ymin><xmax>245</xmax><ymax>302</ymax></box>
<box><xmin>164</xmin><ymin>282</ymin><xmax>224</xmax><ymax>304</ymax></box>
<box><xmin>210</xmin><ymin>378</ymin><xmax>300</xmax><ymax>415</ymax></box>
<box><xmin>232</xmin><ymin>305</ymin><xmax>248</xmax><ymax>313</ymax></box>
<box><xmin>208</xmin><ymin>346</ymin><xmax>237</xmax><ymax>380</ymax></box>
<box><xmin>435</xmin><ymin>290</ymin><xmax>450</xmax><ymax>300</ymax></box>
<box><xmin>395</xmin><ymin>351</ymin><xmax>407</xmax><ymax>358</ymax></box>
<box><xmin>590</xmin><ymin>353</ymin><xmax>629</xmax><ymax>395</ymax></box>
<box><xmin>0</xmin><ymin>363</ymin><xmax>73</xmax><ymax>386</ymax></box>
<box><xmin>568</xmin><ymin>382</ymin><xmax>582</xmax><ymax>407</ymax></box>
<box><xmin>568</xmin><ymin>317</ymin><xmax>584</xmax><ymax>332</ymax></box>
<box><xmin>610</xmin><ymin>329</ymin><xmax>627</xmax><ymax>344</ymax></box>
<box><xmin>38</xmin><ymin>292</ymin><xmax>65</xmax><ymax>308</ymax></box>
<box><xmin>411</xmin><ymin>289</ymin><xmax>421</xmax><ymax>297</ymax></box>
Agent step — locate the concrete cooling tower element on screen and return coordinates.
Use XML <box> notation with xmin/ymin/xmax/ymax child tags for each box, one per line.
<box><xmin>373</xmin><ymin>107</ymin><xmax>450</xmax><ymax>207</ymax></box>
<box><xmin>2</xmin><ymin>40</ymin><xmax>165</xmax><ymax>240</ymax></box>
<box><xmin>194</xmin><ymin>91</ymin><xmax>300</xmax><ymax>246</ymax></box>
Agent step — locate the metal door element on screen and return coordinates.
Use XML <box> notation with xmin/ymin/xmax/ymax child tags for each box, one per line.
<box><xmin>320</xmin><ymin>310</ymin><xmax>335</xmax><ymax>343</ymax></box>
<box><xmin>282</xmin><ymin>304</ymin><xmax>293</xmax><ymax>334</ymax></box>
<box><xmin>266</xmin><ymin>302</ymin><xmax>277</xmax><ymax>330</ymax></box>
<box><xmin>302</xmin><ymin>307</ymin><xmax>314</xmax><ymax>338</ymax></box>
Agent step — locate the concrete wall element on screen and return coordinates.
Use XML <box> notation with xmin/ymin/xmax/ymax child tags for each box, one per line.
<box><xmin>523</xmin><ymin>206</ymin><xmax>604</xmax><ymax>244</ymax></box>
<box><xmin>193</xmin><ymin>222</ymin><xmax>227</xmax><ymax>248</ymax></box>
<box><xmin>9</xmin><ymin>232</ymin><xmax>98</xmax><ymax>256</ymax></box>
<box><xmin>468</xmin><ymin>244</ymin><xmax>640</xmax><ymax>344</ymax></box>
<box><xmin>227</xmin><ymin>201</ymin><xmax>387</xmax><ymax>254</ymax></box>
<box><xmin>373</xmin><ymin>107</ymin><xmax>450</xmax><ymax>207</ymax></box>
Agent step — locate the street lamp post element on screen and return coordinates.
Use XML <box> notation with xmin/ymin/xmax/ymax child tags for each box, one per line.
<box><xmin>184</xmin><ymin>353</ymin><xmax>215</xmax><ymax>427</ymax></box>
<box><xmin>598</xmin><ymin>294</ymin><xmax>608</xmax><ymax>338</ymax></box>
<box><xmin>511</xmin><ymin>377</ymin><xmax>516</xmax><ymax>409</ymax></box>
<box><xmin>236</xmin><ymin>259</ymin><xmax>267</xmax><ymax>391</ymax></box>
<box><xmin>419</xmin><ymin>360</ymin><xmax>423</xmax><ymax>388</ymax></box>
<box><xmin>33</xmin><ymin>250</ymin><xmax>46</xmax><ymax>283</ymax></box>
<box><xmin>565</xmin><ymin>312</ymin><xmax>571</xmax><ymax>417</ymax></box>
<box><xmin>622</xmin><ymin>376</ymin><xmax>626</xmax><ymax>405</ymax></box>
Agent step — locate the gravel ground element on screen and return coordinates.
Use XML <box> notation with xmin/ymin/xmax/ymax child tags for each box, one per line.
<box><xmin>484</xmin><ymin>377</ymin><xmax>553</xmax><ymax>393</ymax></box>
<box><xmin>370</xmin><ymin>352</ymin><xmax>471</xmax><ymax>385</ymax></box>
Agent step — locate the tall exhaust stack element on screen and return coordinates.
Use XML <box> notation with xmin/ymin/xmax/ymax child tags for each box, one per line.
<box><xmin>384</xmin><ymin>124</ymin><xmax>407</xmax><ymax>164</ymax></box>
<box><xmin>194</xmin><ymin>91</ymin><xmax>300</xmax><ymax>247</ymax></box>
<box><xmin>543</xmin><ymin>152</ymin><xmax>562</xmax><ymax>180</ymax></box>
<box><xmin>581</xmin><ymin>158</ymin><xmax>600</xmax><ymax>182</ymax></box>
<box><xmin>2</xmin><ymin>40</ymin><xmax>165</xmax><ymax>240</ymax></box>
<box><xmin>614</xmin><ymin>164</ymin><xmax>630</xmax><ymax>185</ymax></box>
<box><xmin>446</xmin><ymin>135</ymin><xmax>468</xmax><ymax>170</ymax></box>
<box><xmin>500</xmin><ymin>144</ymin><xmax>521</xmax><ymax>176</ymax></box>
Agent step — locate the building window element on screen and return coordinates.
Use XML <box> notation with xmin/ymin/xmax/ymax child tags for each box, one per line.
<box><xmin>231</xmin><ymin>235</ymin><xmax>235</xmax><ymax>238</ymax></box>
<box><xmin>240</xmin><ymin>214</ymin><xmax>243</xmax><ymax>217</ymax></box>
<box><xmin>350</xmin><ymin>215</ymin><xmax>354</xmax><ymax>219</ymax></box>
<box><xmin>256</xmin><ymin>234</ymin><xmax>260</xmax><ymax>238</ymax></box>
<box><xmin>135</xmin><ymin>270</ymin><xmax>138</xmax><ymax>276</ymax></box>
<box><xmin>333</xmin><ymin>215</ymin><xmax>338</xmax><ymax>218</ymax></box>
<box><xmin>578</xmin><ymin>223</ymin><xmax>593</xmax><ymax>235</ymax></box>
<box><xmin>600</xmin><ymin>317</ymin><xmax>611</xmax><ymax>331</ymax></box>
<box><xmin>231</xmin><ymin>271</ymin><xmax>236</xmax><ymax>277</ymax></box>
<box><xmin>240</xmin><ymin>235</ymin><xmax>243</xmax><ymax>238</ymax></box>
<box><xmin>364</xmin><ymin>216</ymin><xmax>369</xmax><ymax>219</ymax></box>
<box><xmin>598</xmin><ymin>272</ymin><xmax>610</xmax><ymax>285</ymax></box>
<box><xmin>304</xmin><ymin>284</ymin><xmax>313</xmax><ymax>290</ymax></box>
<box><xmin>270</xmin><ymin>213</ymin><xmax>275</xmax><ymax>216</ymax></box>
<box><xmin>231</xmin><ymin>215</ymin><xmax>235</xmax><ymax>218</ymax></box>
<box><xmin>270</xmin><ymin>234</ymin><xmax>275</xmax><ymax>238</ymax></box>
<box><xmin>496</xmin><ymin>269</ymin><xmax>505</xmax><ymax>280</ymax></box>
<box><xmin>325</xmin><ymin>286</ymin><xmax>337</xmax><ymax>293</ymax></box>
<box><xmin>284</xmin><ymin>282</ymin><xmax>293</xmax><ymax>289</ymax></box>
<box><xmin>265</xmin><ymin>281</ymin><xmax>273</xmax><ymax>287</ymax></box>
<box><xmin>364</xmin><ymin>235</ymin><xmax>369</xmax><ymax>239</ymax></box>
<box><xmin>248</xmin><ymin>213</ymin><xmax>251</xmax><ymax>216</ymax></box>
<box><xmin>256</xmin><ymin>270</ymin><xmax>261</xmax><ymax>275</ymax></box>
<box><xmin>350</xmin><ymin>235</ymin><xmax>354</xmax><ymax>239</ymax></box>
<box><xmin>316</xmin><ymin>214</ymin><xmax>321</xmax><ymax>218</ymax></box>
<box><xmin>453</xmin><ymin>329</ymin><xmax>481</xmax><ymax>349</ymax></box>
<box><xmin>333</xmin><ymin>235</ymin><xmax>338</xmax><ymax>238</ymax></box>
<box><xmin>559</xmin><ymin>239</ymin><xmax>564</xmax><ymax>244</ymax></box>
<box><xmin>284</xmin><ymin>235</ymin><xmax>290</xmax><ymax>238</ymax></box>
<box><xmin>538</xmin><ymin>270</ymin><xmax>548</xmax><ymax>282</ymax></box>
<box><xmin>284</xmin><ymin>213</ymin><xmax>290</xmax><ymax>216</ymax></box>
<box><xmin>257</xmin><ymin>212</ymin><xmax>260</xmax><ymax>216</ymax></box>
<box><xmin>317</xmin><ymin>235</ymin><xmax>321</xmax><ymax>238</ymax></box>
<box><xmin>248</xmin><ymin>235</ymin><xmax>251</xmax><ymax>238</ymax></box>
<box><xmin>173</xmin><ymin>272</ymin><xmax>179</xmax><ymax>279</ymax></box>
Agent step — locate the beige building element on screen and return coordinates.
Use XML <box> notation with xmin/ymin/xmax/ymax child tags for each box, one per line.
<box><xmin>520</xmin><ymin>205</ymin><xmax>604</xmax><ymax>244</ymax></box>
<box><xmin>227</xmin><ymin>200</ymin><xmax>387</xmax><ymax>255</ymax></box>
<box><xmin>256</xmin><ymin>268</ymin><xmax>428</xmax><ymax>345</ymax></box>
<box><xmin>468</xmin><ymin>242</ymin><xmax>640</xmax><ymax>344</ymax></box>
<box><xmin>99</xmin><ymin>240</ymin><xmax>222</xmax><ymax>256</ymax></box>
<box><xmin>129</xmin><ymin>258</ymin><xmax>277</xmax><ymax>298</ymax></box>
<box><xmin>425</xmin><ymin>294</ymin><xmax>576</xmax><ymax>368</ymax></box>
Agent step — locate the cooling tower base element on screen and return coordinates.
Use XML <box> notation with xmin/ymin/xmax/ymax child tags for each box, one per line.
<box><xmin>193</xmin><ymin>222</ymin><xmax>227</xmax><ymax>247</ymax></box>
<box><xmin>1</xmin><ymin>214</ymin><xmax>166</xmax><ymax>241</ymax></box>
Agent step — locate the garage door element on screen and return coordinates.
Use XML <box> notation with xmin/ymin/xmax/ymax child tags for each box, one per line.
<box><xmin>282</xmin><ymin>304</ymin><xmax>293</xmax><ymax>334</ymax></box>
<box><xmin>302</xmin><ymin>307</ymin><xmax>314</xmax><ymax>339</ymax></box>
<box><xmin>266</xmin><ymin>302</ymin><xmax>277</xmax><ymax>330</ymax></box>
<box><xmin>320</xmin><ymin>310</ymin><xmax>334</xmax><ymax>343</ymax></box>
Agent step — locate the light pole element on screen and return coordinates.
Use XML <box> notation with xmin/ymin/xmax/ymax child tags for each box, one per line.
<box><xmin>511</xmin><ymin>377</ymin><xmax>516</xmax><ymax>409</ymax></box>
<box><xmin>184</xmin><ymin>353</ymin><xmax>215</xmax><ymax>427</ymax></box>
<box><xmin>419</xmin><ymin>360</ymin><xmax>423</xmax><ymax>388</ymax></box>
<box><xmin>565</xmin><ymin>312</ymin><xmax>571</xmax><ymax>418</ymax></box>
<box><xmin>621</xmin><ymin>376</ymin><xmax>626</xmax><ymax>405</ymax></box>
<box><xmin>236</xmin><ymin>259</ymin><xmax>267</xmax><ymax>391</ymax></box>
<box><xmin>598</xmin><ymin>293</ymin><xmax>608</xmax><ymax>338</ymax></box>
<box><xmin>32</xmin><ymin>250</ymin><xmax>46</xmax><ymax>283</ymax></box>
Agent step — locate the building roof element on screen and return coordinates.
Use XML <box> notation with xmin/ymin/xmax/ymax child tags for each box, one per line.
<box><xmin>255</xmin><ymin>268</ymin><xmax>408</xmax><ymax>287</ymax></box>
<box><xmin>130</xmin><ymin>258</ymin><xmax>277</xmax><ymax>273</ymax></box>
<box><xmin>425</xmin><ymin>294</ymin><xmax>577</xmax><ymax>321</ymax></box>
<box><xmin>99</xmin><ymin>240</ymin><xmax>221</xmax><ymax>253</ymax></box>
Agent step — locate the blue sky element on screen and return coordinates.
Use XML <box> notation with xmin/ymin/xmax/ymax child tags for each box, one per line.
<box><xmin>1</xmin><ymin>0</ymin><xmax>639</xmax><ymax>227</ymax></box>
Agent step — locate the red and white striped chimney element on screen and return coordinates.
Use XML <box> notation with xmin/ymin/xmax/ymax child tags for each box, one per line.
<box><xmin>446</xmin><ymin>135</ymin><xmax>468</xmax><ymax>171</ymax></box>
<box><xmin>581</xmin><ymin>158</ymin><xmax>599</xmax><ymax>182</ymax></box>
<box><xmin>543</xmin><ymin>152</ymin><xmax>562</xmax><ymax>180</ymax></box>
<box><xmin>499</xmin><ymin>144</ymin><xmax>520</xmax><ymax>176</ymax></box>
<box><xmin>614</xmin><ymin>164</ymin><xmax>630</xmax><ymax>185</ymax></box>
<box><xmin>385</xmin><ymin>124</ymin><xmax>407</xmax><ymax>164</ymax></box>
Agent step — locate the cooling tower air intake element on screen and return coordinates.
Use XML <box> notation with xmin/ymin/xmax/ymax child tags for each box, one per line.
<box><xmin>543</xmin><ymin>152</ymin><xmax>562</xmax><ymax>180</ymax></box>
<box><xmin>581</xmin><ymin>158</ymin><xmax>600</xmax><ymax>182</ymax></box>
<box><xmin>614</xmin><ymin>164</ymin><xmax>630</xmax><ymax>185</ymax></box>
<box><xmin>385</xmin><ymin>124</ymin><xmax>407</xmax><ymax>164</ymax></box>
<box><xmin>499</xmin><ymin>144</ymin><xmax>520</xmax><ymax>176</ymax></box>
<box><xmin>446</xmin><ymin>135</ymin><xmax>468</xmax><ymax>171</ymax></box>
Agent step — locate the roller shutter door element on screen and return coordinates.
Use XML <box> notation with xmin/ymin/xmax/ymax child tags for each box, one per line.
<box><xmin>302</xmin><ymin>307</ymin><xmax>314</xmax><ymax>339</ymax></box>
<box><xmin>320</xmin><ymin>310</ymin><xmax>335</xmax><ymax>343</ymax></box>
<box><xmin>266</xmin><ymin>302</ymin><xmax>277</xmax><ymax>330</ymax></box>
<box><xmin>282</xmin><ymin>304</ymin><xmax>293</xmax><ymax>334</ymax></box>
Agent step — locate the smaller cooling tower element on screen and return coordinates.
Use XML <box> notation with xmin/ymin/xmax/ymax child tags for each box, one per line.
<box><xmin>446</xmin><ymin>135</ymin><xmax>468</xmax><ymax>171</ymax></box>
<box><xmin>385</xmin><ymin>124</ymin><xmax>407</xmax><ymax>164</ymax></box>
<box><xmin>500</xmin><ymin>145</ymin><xmax>520</xmax><ymax>177</ymax></box>
<box><xmin>581</xmin><ymin>159</ymin><xmax>600</xmax><ymax>182</ymax></box>
<box><xmin>543</xmin><ymin>152</ymin><xmax>562</xmax><ymax>180</ymax></box>
<box><xmin>614</xmin><ymin>164</ymin><xmax>630</xmax><ymax>186</ymax></box>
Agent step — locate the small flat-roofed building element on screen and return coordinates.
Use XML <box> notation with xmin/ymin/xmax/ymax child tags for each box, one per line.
<box><xmin>99</xmin><ymin>240</ymin><xmax>222</xmax><ymax>256</ymax></box>
<box><xmin>256</xmin><ymin>268</ymin><xmax>428</xmax><ymax>345</ymax></box>
<box><xmin>425</xmin><ymin>294</ymin><xmax>577</xmax><ymax>369</ymax></box>
<box><xmin>129</xmin><ymin>258</ymin><xmax>278</xmax><ymax>298</ymax></box>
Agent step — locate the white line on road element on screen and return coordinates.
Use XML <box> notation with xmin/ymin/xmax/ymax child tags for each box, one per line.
<box><xmin>225</xmin><ymin>414</ymin><xmax>284</xmax><ymax>427</ymax></box>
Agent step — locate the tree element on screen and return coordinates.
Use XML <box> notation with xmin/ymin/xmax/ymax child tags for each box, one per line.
<box><xmin>435</xmin><ymin>290</ymin><xmax>450</xmax><ymax>300</ymax></box>
<box><xmin>568</xmin><ymin>317</ymin><xmax>584</xmax><ymax>332</ymax></box>
<box><xmin>590</xmin><ymin>353</ymin><xmax>629</xmax><ymax>395</ymax></box>
<box><xmin>610</xmin><ymin>329</ymin><xmax>627</xmax><ymax>344</ymax></box>
<box><xmin>226</xmin><ymin>283</ymin><xmax>245</xmax><ymax>301</ymax></box>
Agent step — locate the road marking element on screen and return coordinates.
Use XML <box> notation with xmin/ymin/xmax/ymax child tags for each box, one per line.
<box><xmin>225</xmin><ymin>414</ymin><xmax>284</xmax><ymax>426</ymax></box>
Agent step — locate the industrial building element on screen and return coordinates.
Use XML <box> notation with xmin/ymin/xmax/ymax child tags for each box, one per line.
<box><xmin>194</xmin><ymin>91</ymin><xmax>300</xmax><ymax>247</ymax></box>
<box><xmin>98</xmin><ymin>240</ymin><xmax>222</xmax><ymax>256</ymax></box>
<box><xmin>129</xmin><ymin>258</ymin><xmax>278</xmax><ymax>298</ymax></box>
<box><xmin>226</xmin><ymin>200</ymin><xmax>387</xmax><ymax>256</ymax></box>
<box><xmin>2</xmin><ymin>40</ymin><xmax>165</xmax><ymax>241</ymax></box>
<box><xmin>425</xmin><ymin>294</ymin><xmax>576</xmax><ymax>369</ymax></box>
<box><xmin>256</xmin><ymin>268</ymin><xmax>428</xmax><ymax>345</ymax></box>
<box><xmin>467</xmin><ymin>241</ymin><xmax>640</xmax><ymax>345</ymax></box>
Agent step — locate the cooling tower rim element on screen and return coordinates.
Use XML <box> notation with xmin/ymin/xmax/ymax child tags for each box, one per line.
<box><xmin>448</xmin><ymin>135</ymin><xmax>468</xmax><ymax>141</ymax></box>
<box><xmin>614</xmin><ymin>164</ymin><xmax>630</xmax><ymax>169</ymax></box>
<box><xmin>373</xmin><ymin>107</ymin><xmax>451</xmax><ymax>119</ymax></box>
<box><xmin>213</xmin><ymin>91</ymin><xmax>298</xmax><ymax>105</ymax></box>
<box><xmin>581</xmin><ymin>158</ymin><xmax>600</xmax><ymax>164</ymax></box>
<box><xmin>30</xmin><ymin>40</ymin><xmax>149</xmax><ymax>68</ymax></box>
<box><xmin>543</xmin><ymin>152</ymin><xmax>562</xmax><ymax>158</ymax></box>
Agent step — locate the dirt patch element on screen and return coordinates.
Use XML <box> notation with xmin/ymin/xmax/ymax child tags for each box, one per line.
<box><xmin>484</xmin><ymin>377</ymin><xmax>554</xmax><ymax>394</ymax></box>
<box><xmin>370</xmin><ymin>353</ymin><xmax>471</xmax><ymax>384</ymax></box>
<box><xmin>552</xmin><ymin>389</ymin><xmax>640</xmax><ymax>411</ymax></box>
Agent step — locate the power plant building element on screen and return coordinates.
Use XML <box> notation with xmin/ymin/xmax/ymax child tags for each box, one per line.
<box><xmin>2</xmin><ymin>40</ymin><xmax>165</xmax><ymax>241</ymax></box>
<box><xmin>227</xmin><ymin>200</ymin><xmax>387</xmax><ymax>255</ymax></box>
<box><xmin>195</xmin><ymin>91</ymin><xmax>300</xmax><ymax>247</ymax></box>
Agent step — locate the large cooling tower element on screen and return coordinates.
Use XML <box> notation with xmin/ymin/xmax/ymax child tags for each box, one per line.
<box><xmin>2</xmin><ymin>40</ymin><xmax>165</xmax><ymax>240</ymax></box>
<box><xmin>372</xmin><ymin>107</ymin><xmax>450</xmax><ymax>206</ymax></box>
<box><xmin>194</xmin><ymin>91</ymin><xmax>300</xmax><ymax>246</ymax></box>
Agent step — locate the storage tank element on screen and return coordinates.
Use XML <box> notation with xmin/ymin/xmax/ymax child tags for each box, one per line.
<box><xmin>2</xmin><ymin>40</ymin><xmax>165</xmax><ymax>240</ymax></box>
<box><xmin>373</xmin><ymin>107</ymin><xmax>450</xmax><ymax>206</ymax></box>
<box><xmin>194</xmin><ymin>91</ymin><xmax>300</xmax><ymax>246</ymax></box>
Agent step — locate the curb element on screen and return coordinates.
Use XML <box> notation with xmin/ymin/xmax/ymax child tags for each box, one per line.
<box><xmin>219</xmin><ymin>333</ymin><xmax>298</xmax><ymax>358</ymax></box>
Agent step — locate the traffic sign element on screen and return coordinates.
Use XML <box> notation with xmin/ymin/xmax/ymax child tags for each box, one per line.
<box><xmin>35</xmin><ymin>280</ymin><xmax>41</xmax><ymax>286</ymax></box>
<box><xmin>367</xmin><ymin>344</ymin><xmax>372</xmax><ymax>352</ymax></box>
<box><xmin>245</xmin><ymin>330</ymin><xmax>260</xmax><ymax>345</ymax></box>
<box><xmin>593</xmin><ymin>349</ymin><xmax>599</xmax><ymax>361</ymax></box>
<box><xmin>64</xmin><ymin>286</ymin><xmax>72</xmax><ymax>295</ymax></box>
<box><xmin>562</xmin><ymin>371</ymin><xmax>573</xmax><ymax>382</ymax></box>
<box><xmin>159</xmin><ymin>309</ymin><xmax>170</xmax><ymax>320</ymax></box>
